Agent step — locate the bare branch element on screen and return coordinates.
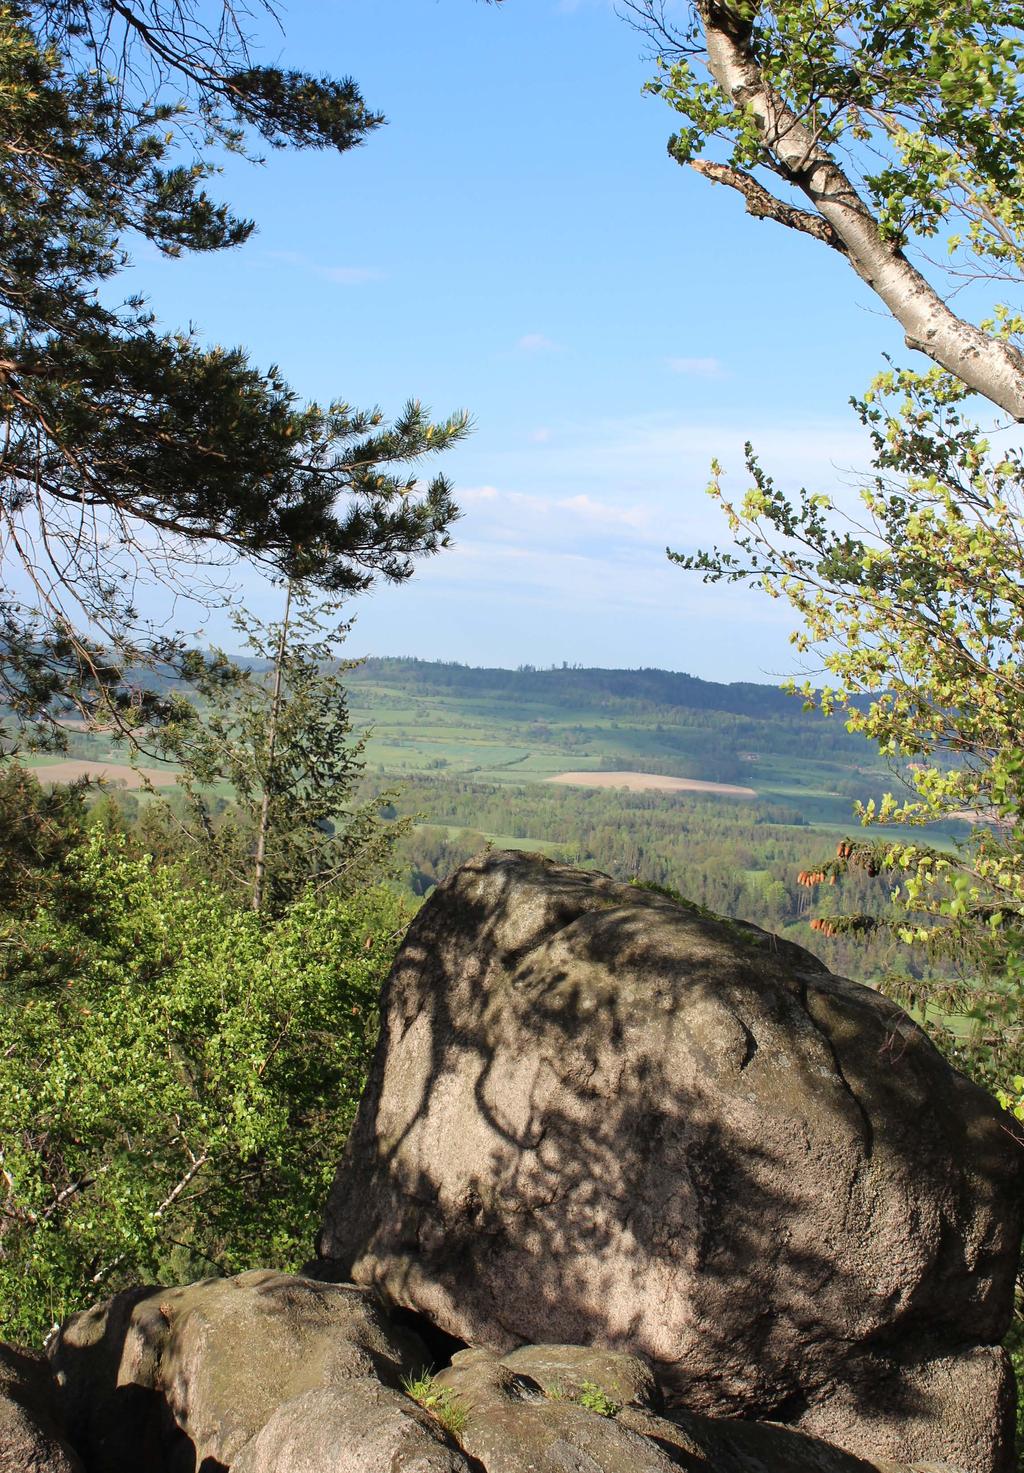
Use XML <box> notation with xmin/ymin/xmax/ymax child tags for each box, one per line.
<box><xmin>690</xmin><ymin>159</ymin><xmax>846</xmax><ymax>250</ymax></box>
<box><xmin>88</xmin><ymin>1149</ymin><xmax>210</xmax><ymax>1288</ymax></box>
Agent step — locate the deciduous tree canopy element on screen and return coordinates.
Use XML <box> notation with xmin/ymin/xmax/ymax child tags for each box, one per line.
<box><xmin>649</xmin><ymin>2</ymin><xmax>1024</xmax><ymax>1108</ymax></box>
<box><xmin>0</xmin><ymin>827</ymin><xmax>405</xmax><ymax>1343</ymax></box>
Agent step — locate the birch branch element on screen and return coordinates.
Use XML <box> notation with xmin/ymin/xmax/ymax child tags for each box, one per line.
<box><xmin>695</xmin><ymin>0</ymin><xmax>1024</xmax><ymax>419</ymax></box>
<box><xmin>88</xmin><ymin>1150</ymin><xmax>210</xmax><ymax>1288</ymax></box>
<box><xmin>690</xmin><ymin>159</ymin><xmax>845</xmax><ymax>249</ymax></box>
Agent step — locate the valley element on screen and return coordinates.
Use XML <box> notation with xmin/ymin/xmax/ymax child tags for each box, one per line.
<box><xmin>22</xmin><ymin>657</ymin><xmax>970</xmax><ymax>986</ymax></box>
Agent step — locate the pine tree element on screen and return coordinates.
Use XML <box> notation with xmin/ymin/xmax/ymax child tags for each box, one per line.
<box><xmin>0</xmin><ymin>2</ymin><xmax>468</xmax><ymax>742</ymax></box>
<box><xmin>156</xmin><ymin>584</ymin><xmax>403</xmax><ymax>913</ymax></box>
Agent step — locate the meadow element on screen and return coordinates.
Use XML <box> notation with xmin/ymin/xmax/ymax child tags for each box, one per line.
<box><xmin>22</xmin><ymin>659</ymin><xmax>969</xmax><ymax>989</ymax></box>
<box><xmin>26</xmin><ymin>656</ymin><xmax>916</xmax><ymax>822</ymax></box>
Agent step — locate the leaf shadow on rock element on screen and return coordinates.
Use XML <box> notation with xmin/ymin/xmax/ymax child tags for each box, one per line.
<box><xmin>318</xmin><ymin>852</ymin><xmax>1024</xmax><ymax>1459</ymax></box>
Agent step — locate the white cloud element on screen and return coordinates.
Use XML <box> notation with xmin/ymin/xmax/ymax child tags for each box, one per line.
<box><xmin>458</xmin><ymin>413</ymin><xmax>872</xmax><ymax>552</ymax></box>
<box><xmin>558</xmin><ymin>493</ymin><xmax>650</xmax><ymax>530</ymax></box>
<box><xmin>500</xmin><ymin>409</ymin><xmax>871</xmax><ymax>501</ymax></box>
<box><xmin>267</xmin><ymin>250</ymin><xmax>382</xmax><ymax>286</ymax></box>
<box><xmin>318</xmin><ymin>265</ymin><xmax>383</xmax><ymax>285</ymax></box>
<box><xmin>445</xmin><ymin>484</ymin><xmax>658</xmax><ymax>559</ymax></box>
<box><xmin>529</xmin><ymin>427</ymin><xmax>553</xmax><ymax>444</ymax></box>
<box><xmin>201</xmin><ymin>407</ymin><xmax>877</xmax><ymax>680</ymax></box>
<box><xmin>517</xmin><ymin>332</ymin><xmax>560</xmax><ymax>353</ymax></box>
<box><xmin>458</xmin><ymin>410</ymin><xmax>872</xmax><ymax>556</ymax></box>
<box><xmin>667</xmin><ymin>356</ymin><xmax>725</xmax><ymax>378</ymax></box>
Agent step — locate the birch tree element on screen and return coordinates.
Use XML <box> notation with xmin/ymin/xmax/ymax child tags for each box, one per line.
<box><xmin>629</xmin><ymin>0</ymin><xmax>1024</xmax><ymax>417</ymax></box>
<box><xmin>628</xmin><ymin>2</ymin><xmax>1024</xmax><ymax>1103</ymax></box>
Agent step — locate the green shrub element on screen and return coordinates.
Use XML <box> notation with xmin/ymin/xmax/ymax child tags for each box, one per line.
<box><xmin>0</xmin><ymin>832</ymin><xmax>405</xmax><ymax>1344</ymax></box>
<box><xmin>576</xmin><ymin>1381</ymin><xmax>621</xmax><ymax>1417</ymax></box>
<box><xmin>542</xmin><ymin>1379</ymin><xmax>621</xmax><ymax>1417</ymax></box>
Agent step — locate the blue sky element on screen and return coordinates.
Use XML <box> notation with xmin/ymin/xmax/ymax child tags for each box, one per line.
<box><xmin>125</xmin><ymin>0</ymin><xmax>910</xmax><ymax>683</ymax></box>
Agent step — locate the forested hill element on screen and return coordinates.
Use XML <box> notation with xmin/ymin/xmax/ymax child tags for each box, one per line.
<box><xmin>341</xmin><ymin>656</ymin><xmax>879</xmax><ymax>775</ymax></box>
<box><xmin>348</xmin><ymin>658</ymin><xmax>836</xmax><ymax>723</ymax></box>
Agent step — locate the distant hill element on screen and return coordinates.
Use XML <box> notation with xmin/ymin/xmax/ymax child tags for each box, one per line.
<box><xmin>347</xmin><ymin>657</ymin><xmax>822</xmax><ymax>720</ymax></box>
<box><xmin>333</xmin><ymin>655</ymin><xmax>896</xmax><ymax>813</ymax></box>
<box><xmin>19</xmin><ymin>653</ymin><xmax>893</xmax><ymax>816</ymax></box>
<box><xmin>13</xmin><ymin>651</ymin><xmax>962</xmax><ymax>983</ymax></box>
<box><xmin>107</xmin><ymin>652</ymin><xmax>850</xmax><ymax>725</ymax></box>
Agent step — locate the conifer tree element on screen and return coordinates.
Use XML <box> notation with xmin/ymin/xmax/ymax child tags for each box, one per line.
<box><xmin>0</xmin><ymin>2</ymin><xmax>468</xmax><ymax>741</ymax></box>
<box><xmin>156</xmin><ymin>584</ymin><xmax>401</xmax><ymax>913</ymax></box>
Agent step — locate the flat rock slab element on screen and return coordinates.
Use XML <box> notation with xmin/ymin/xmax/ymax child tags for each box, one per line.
<box><xmin>318</xmin><ymin>850</ymin><xmax>1024</xmax><ymax>1472</ymax></box>
<box><xmin>231</xmin><ymin>1381</ymin><xmax>473</xmax><ymax>1473</ymax></box>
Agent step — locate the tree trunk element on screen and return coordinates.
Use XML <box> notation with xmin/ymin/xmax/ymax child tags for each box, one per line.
<box><xmin>252</xmin><ymin>580</ymin><xmax>292</xmax><ymax>913</ymax></box>
<box><xmin>694</xmin><ymin>0</ymin><xmax>1024</xmax><ymax>420</ymax></box>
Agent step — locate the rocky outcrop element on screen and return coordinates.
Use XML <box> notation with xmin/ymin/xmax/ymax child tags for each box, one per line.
<box><xmin>317</xmin><ymin>850</ymin><xmax>1024</xmax><ymax>1472</ymax></box>
<box><xmin>34</xmin><ymin>1280</ymin><xmax>973</xmax><ymax>1473</ymax></box>
<box><xmin>20</xmin><ymin>851</ymin><xmax>1022</xmax><ymax>1471</ymax></box>
<box><xmin>0</xmin><ymin>1344</ymin><xmax>84</xmax><ymax>1473</ymax></box>
<box><xmin>49</xmin><ymin>1270</ymin><xmax>429</xmax><ymax>1473</ymax></box>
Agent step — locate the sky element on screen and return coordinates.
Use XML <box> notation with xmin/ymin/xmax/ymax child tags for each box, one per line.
<box><xmin>123</xmin><ymin>0</ymin><xmax>914</xmax><ymax>683</ymax></box>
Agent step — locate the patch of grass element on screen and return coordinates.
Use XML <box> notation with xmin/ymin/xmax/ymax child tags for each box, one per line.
<box><xmin>401</xmin><ymin>1371</ymin><xmax>469</xmax><ymax>1440</ymax></box>
<box><xmin>629</xmin><ymin>876</ymin><xmax>716</xmax><ymax>920</ymax></box>
<box><xmin>541</xmin><ymin>1379</ymin><xmax>621</xmax><ymax>1418</ymax></box>
<box><xmin>577</xmin><ymin>1380</ymin><xmax>622</xmax><ymax>1417</ymax></box>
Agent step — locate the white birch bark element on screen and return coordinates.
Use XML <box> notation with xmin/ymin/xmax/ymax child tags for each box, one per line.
<box><xmin>697</xmin><ymin>1</ymin><xmax>1024</xmax><ymax>419</ymax></box>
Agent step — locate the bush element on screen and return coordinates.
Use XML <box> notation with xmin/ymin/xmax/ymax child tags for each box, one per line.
<box><xmin>0</xmin><ymin>832</ymin><xmax>406</xmax><ymax>1344</ymax></box>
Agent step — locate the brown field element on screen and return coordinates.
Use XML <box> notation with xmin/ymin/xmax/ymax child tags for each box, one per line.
<box><xmin>948</xmin><ymin>808</ymin><xmax>1012</xmax><ymax>829</ymax></box>
<box><xmin>28</xmin><ymin>759</ymin><xmax>180</xmax><ymax>789</ymax></box>
<box><xmin>545</xmin><ymin>770</ymin><xmax>757</xmax><ymax>797</ymax></box>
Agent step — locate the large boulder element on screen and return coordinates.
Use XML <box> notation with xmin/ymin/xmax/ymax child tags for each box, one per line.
<box><xmin>317</xmin><ymin>851</ymin><xmax>1024</xmax><ymax>1472</ymax></box>
<box><xmin>49</xmin><ymin>1270</ymin><xmax>429</xmax><ymax>1473</ymax></box>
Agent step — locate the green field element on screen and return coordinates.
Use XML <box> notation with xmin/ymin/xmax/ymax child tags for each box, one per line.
<box><xmin>339</xmin><ymin>660</ymin><xmax>961</xmax><ymax>837</ymax></box>
<box><xmin>22</xmin><ymin>658</ymin><xmax>971</xmax><ymax>983</ymax></box>
<box><xmin>28</xmin><ymin>656</ymin><xmax>971</xmax><ymax>839</ymax></box>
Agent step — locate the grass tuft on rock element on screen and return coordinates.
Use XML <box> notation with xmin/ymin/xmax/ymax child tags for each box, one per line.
<box><xmin>401</xmin><ymin>1371</ymin><xmax>469</xmax><ymax>1439</ymax></box>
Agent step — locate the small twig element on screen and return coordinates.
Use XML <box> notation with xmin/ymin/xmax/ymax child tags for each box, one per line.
<box><xmin>88</xmin><ymin>1150</ymin><xmax>210</xmax><ymax>1287</ymax></box>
